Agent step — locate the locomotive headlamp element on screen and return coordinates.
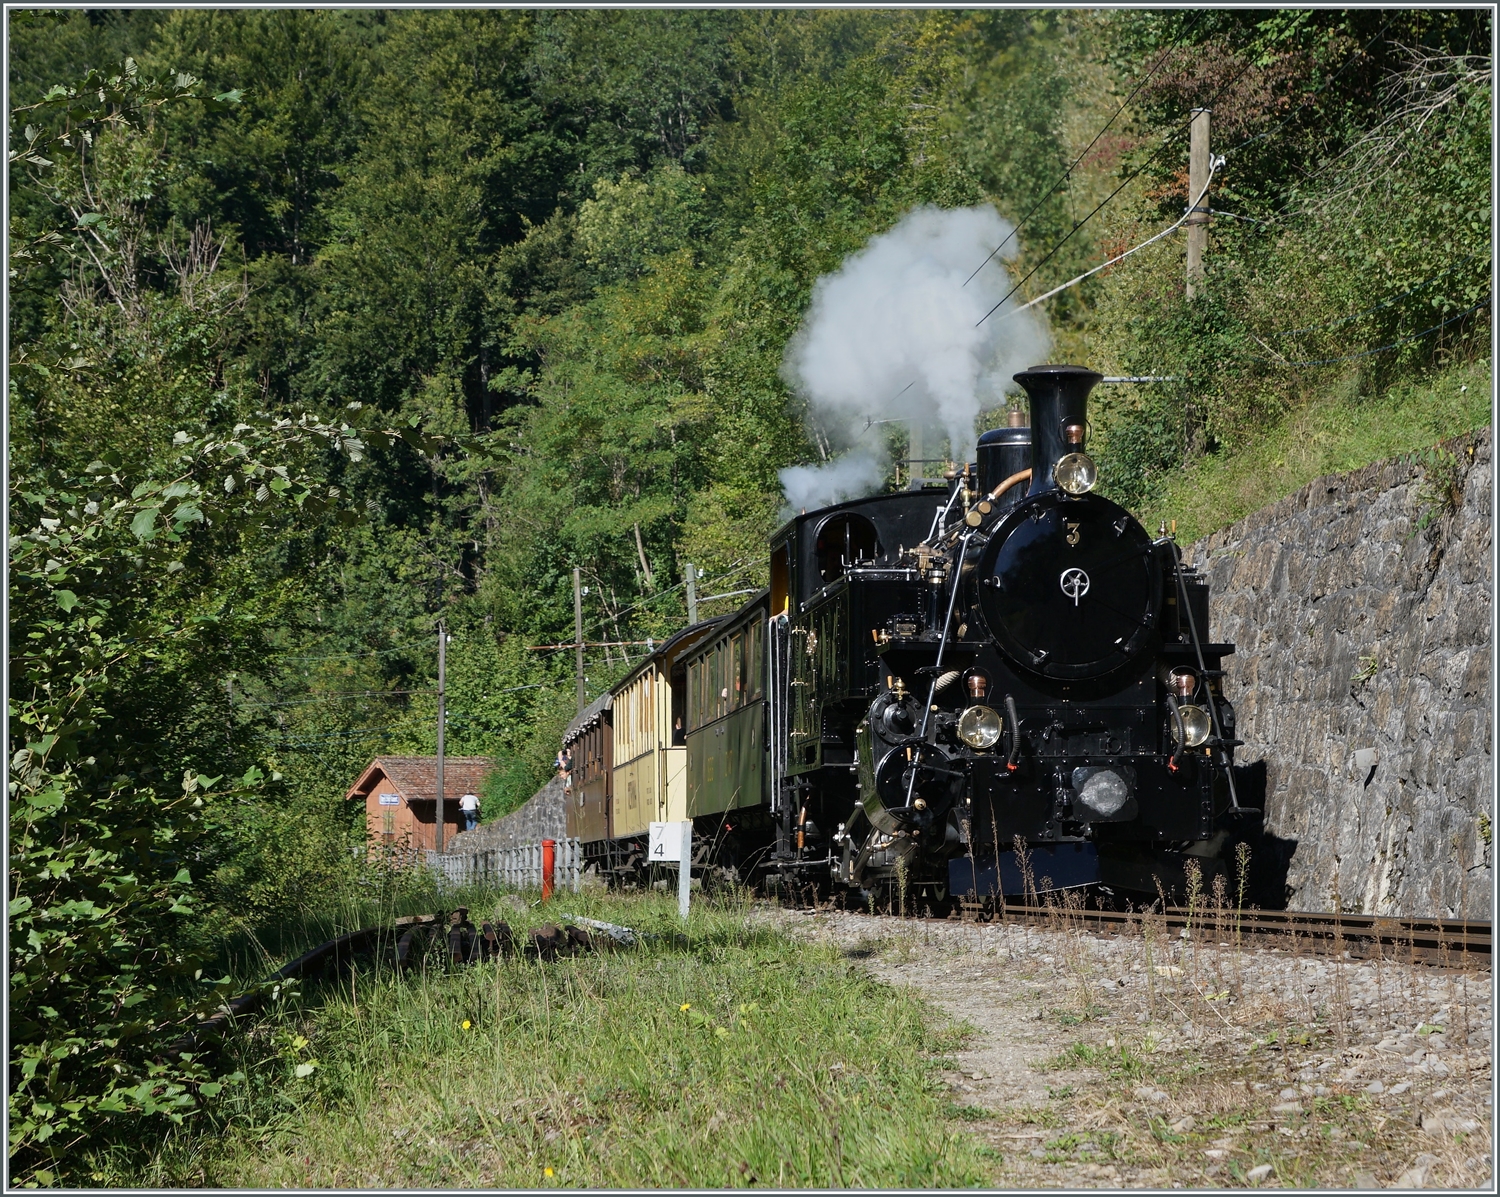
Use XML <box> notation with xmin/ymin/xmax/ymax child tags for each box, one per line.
<box><xmin>1075</xmin><ymin>769</ymin><xmax>1130</xmax><ymax>817</ymax></box>
<box><xmin>1054</xmin><ymin>452</ymin><xmax>1098</xmax><ymax>495</ymax></box>
<box><xmin>957</xmin><ymin>705</ymin><xmax>1003</xmax><ymax>749</ymax></box>
<box><xmin>1171</xmin><ymin>703</ymin><xmax>1213</xmax><ymax>748</ymax></box>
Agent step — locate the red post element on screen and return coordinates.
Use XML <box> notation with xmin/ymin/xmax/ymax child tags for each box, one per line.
<box><xmin>541</xmin><ymin>839</ymin><xmax>556</xmax><ymax>901</ymax></box>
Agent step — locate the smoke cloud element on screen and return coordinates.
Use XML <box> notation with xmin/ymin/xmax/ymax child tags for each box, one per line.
<box><xmin>778</xmin><ymin>204</ymin><xmax>1051</xmax><ymax>513</ymax></box>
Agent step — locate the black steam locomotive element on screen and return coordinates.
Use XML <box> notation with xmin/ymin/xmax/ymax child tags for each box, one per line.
<box><xmin>567</xmin><ymin>364</ymin><xmax>1255</xmax><ymax>906</ymax></box>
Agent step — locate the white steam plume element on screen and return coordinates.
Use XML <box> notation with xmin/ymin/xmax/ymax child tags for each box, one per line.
<box><xmin>778</xmin><ymin>204</ymin><xmax>1051</xmax><ymax>513</ymax></box>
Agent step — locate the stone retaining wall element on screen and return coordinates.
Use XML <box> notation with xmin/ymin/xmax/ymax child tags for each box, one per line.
<box><xmin>1193</xmin><ymin>429</ymin><xmax>1491</xmax><ymax>918</ymax></box>
<box><xmin>447</xmin><ymin>774</ymin><xmax>567</xmax><ymax>854</ymax></box>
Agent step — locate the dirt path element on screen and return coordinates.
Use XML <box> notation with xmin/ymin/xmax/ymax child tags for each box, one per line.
<box><xmin>773</xmin><ymin>907</ymin><xmax>1493</xmax><ymax>1189</ymax></box>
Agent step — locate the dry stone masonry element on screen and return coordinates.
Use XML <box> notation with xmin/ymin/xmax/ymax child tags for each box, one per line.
<box><xmin>1193</xmin><ymin>430</ymin><xmax>1491</xmax><ymax>918</ymax></box>
<box><xmin>448</xmin><ymin>774</ymin><xmax>567</xmax><ymax>854</ymax></box>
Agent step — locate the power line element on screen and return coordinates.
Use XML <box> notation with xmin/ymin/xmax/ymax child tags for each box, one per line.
<box><xmin>275</xmin><ymin>646</ymin><xmax>412</xmax><ymax>662</ymax></box>
<box><xmin>976</xmin><ymin>49</ymin><xmax>1262</xmax><ymax>328</ymax></box>
<box><xmin>235</xmin><ymin>687</ymin><xmax>435</xmax><ymax>709</ymax></box>
<box><xmin>1270</xmin><ymin>259</ymin><xmax>1482</xmax><ymax>339</ymax></box>
<box><xmin>992</xmin><ymin>159</ymin><xmax>1221</xmax><ymax>323</ymax></box>
<box><xmin>1222</xmin><ymin>17</ymin><xmax>1396</xmax><ymax>156</ymax></box>
<box><xmin>1209</xmin><ymin>208</ymin><xmax>1272</xmax><ymax>227</ymax></box>
<box><xmin>582</xmin><ymin>555</ymin><xmax>763</xmax><ymax>638</ymax></box>
<box><xmin>527</xmin><ymin>639</ymin><xmax>659</xmax><ymax>651</ymax></box>
<box><xmin>963</xmin><ymin>10</ymin><xmax>1206</xmax><ymax>287</ymax></box>
<box><xmin>276</xmin><ymin>727</ymin><xmax>387</xmax><ymax>744</ymax></box>
<box><xmin>982</xmin><ymin>23</ymin><xmax>1434</xmax><ymax>330</ymax></box>
<box><xmin>1250</xmin><ymin>297</ymin><xmax>1489</xmax><ymax>367</ymax></box>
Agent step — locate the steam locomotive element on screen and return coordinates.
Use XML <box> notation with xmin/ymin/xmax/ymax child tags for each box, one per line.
<box><xmin>565</xmin><ymin>365</ymin><xmax>1254</xmax><ymax>906</ymax></box>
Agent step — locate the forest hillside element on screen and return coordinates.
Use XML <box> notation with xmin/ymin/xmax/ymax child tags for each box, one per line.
<box><xmin>7</xmin><ymin>9</ymin><xmax>1489</xmax><ymax>1182</ymax></box>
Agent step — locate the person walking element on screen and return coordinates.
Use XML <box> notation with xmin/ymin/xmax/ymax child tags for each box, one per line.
<box><xmin>458</xmin><ymin>791</ymin><xmax>480</xmax><ymax>833</ymax></box>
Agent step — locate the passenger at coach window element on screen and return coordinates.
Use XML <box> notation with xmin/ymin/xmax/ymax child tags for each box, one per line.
<box><xmin>458</xmin><ymin>792</ymin><xmax>480</xmax><ymax>833</ymax></box>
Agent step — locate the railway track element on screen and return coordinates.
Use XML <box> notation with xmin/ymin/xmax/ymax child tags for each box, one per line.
<box><xmin>950</xmin><ymin>899</ymin><xmax>1491</xmax><ymax>967</ymax></box>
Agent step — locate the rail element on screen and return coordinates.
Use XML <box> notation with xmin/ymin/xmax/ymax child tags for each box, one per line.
<box><xmin>955</xmin><ymin>899</ymin><xmax>1490</xmax><ymax>966</ymax></box>
<box><xmin>425</xmin><ymin>838</ymin><xmax>583</xmax><ymax>892</ymax></box>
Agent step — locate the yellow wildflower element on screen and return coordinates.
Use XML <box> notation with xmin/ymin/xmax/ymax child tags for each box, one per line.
<box><xmin>544</xmin><ymin>1167</ymin><xmax>555</xmax><ymax>1177</ymax></box>
<box><xmin>680</xmin><ymin>1002</ymin><xmax>691</xmax><ymax>1011</ymax></box>
<box><xmin>462</xmin><ymin>1019</ymin><xmax>472</xmax><ymax>1030</ymax></box>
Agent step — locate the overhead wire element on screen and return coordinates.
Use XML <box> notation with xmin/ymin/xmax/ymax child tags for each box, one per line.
<box><xmin>580</xmin><ymin>554</ymin><xmax>765</xmax><ymax>639</ymax></box>
<box><xmin>1006</xmin><ymin>23</ymin><xmax>1480</xmax><ymax>372</ymax></box>
<box><xmin>976</xmin><ymin>49</ymin><xmax>1263</xmax><ymax>328</ymax></box>
<box><xmin>984</xmin><ymin>22</ymin><xmax>1442</xmax><ymax>332</ymax></box>
<box><xmin>275</xmin><ymin>646</ymin><xmax>412</xmax><ymax>662</ymax></box>
<box><xmin>1270</xmin><ymin>256</ymin><xmax>1483</xmax><ymax>338</ymax></box>
<box><xmin>235</xmin><ymin>688</ymin><xmax>435</xmax><ymax>708</ymax></box>
<box><xmin>1249</xmin><ymin>297</ymin><xmax>1489</xmax><ymax>367</ymax></box>
<box><xmin>963</xmin><ymin>9</ymin><xmax>1206</xmax><ymax>287</ymax></box>
<box><xmin>1221</xmin><ymin>17</ymin><xmax>1396</xmax><ymax>156</ymax></box>
<box><xmin>992</xmin><ymin>159</ymin><xmax>1221</xmax><ymax>324</ymax></box>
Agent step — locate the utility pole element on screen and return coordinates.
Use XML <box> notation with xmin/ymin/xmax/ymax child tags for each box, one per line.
<box><xmin>684</xmin><ymin>561</ymin><xmax>699</xmax><ymax>625</ymax></box>
<box><xmin>435</xmin><ymin>621</ymin><xmax>447</xmax><ymax>854</ymax></box>
<box><xmin>573</xmin><ymin>567</ymin><xmax>585</xmax><ymax>714</ymax></box>
<box><xmin>1185</xmin><ymin>107</ymin><xmax>1211</xmax><ymax>300</ymax></box>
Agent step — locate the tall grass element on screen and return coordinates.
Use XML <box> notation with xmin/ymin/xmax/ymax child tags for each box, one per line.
<box><xmin>150</xmin><ymin>891</ymin><xmax>997</xmax><ymax>1188</ymax></box>
<box><xmin>204</xmin><ymin>866</ymin><xmax>521</xmax><ymax>989</ymax></box>
<box><xmin>1137</xmin><ymin>358</ymin><xmax>1490</xmax><ymax>544</ymax></box>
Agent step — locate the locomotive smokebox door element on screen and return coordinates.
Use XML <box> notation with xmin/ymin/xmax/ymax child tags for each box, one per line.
<box><xmin>976</xmin><ymin>490</ymin><xmax>1161</xmax><ymax>684</ymax></box>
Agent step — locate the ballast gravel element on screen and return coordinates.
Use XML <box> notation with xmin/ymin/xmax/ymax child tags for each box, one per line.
<box><xmin>767</xmin><ymin>906</ymin><xmax>1492</xmax><ymax>1190</ymax></box>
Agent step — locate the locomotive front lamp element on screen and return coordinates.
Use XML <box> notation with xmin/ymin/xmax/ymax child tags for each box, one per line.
<box><xmin>1054</xmin><ymin>452</ymin><xmax>1098</xmax><ymax>495</ymax></box>
<box><xmin>1076</xmin><ymin>769</ymin><xmax>1130</xmax><ymax>818</ymax></box>
<box><xmin>958</xmin><ymin>705</ymin><xmax>1003</xmax><ymax>749</ymax></box>
<box><xmin>1172</xmin><ymin>704</ymin><xmax>1213</xmax><ymax>748</ymax></box>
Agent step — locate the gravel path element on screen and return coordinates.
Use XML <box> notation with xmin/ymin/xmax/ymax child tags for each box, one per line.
<box><xmin>770</xmin><ymin>907</ymin><xmax>1493</xmax><ymax>1189</ymax></box>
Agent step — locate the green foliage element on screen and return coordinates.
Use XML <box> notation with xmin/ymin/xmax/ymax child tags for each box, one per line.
<box><xmin>10</xmin><ymin>12</ymin><xmax>1491</xmax><ymax>1181</ymax></box>
<box><xmin>1131</xmin><ymin>357</ymin><xmax>1489</xmax><ymax>545</ymax></box>
<box><xmin>7</xmin><ymin>420</ymin><xmax>370</xmax><ymax>1178</ymax></box>
<box><xmin>1088</xmin><ymin>16</ymin><xmax>1490</xmax><ymax>510</ymax></box>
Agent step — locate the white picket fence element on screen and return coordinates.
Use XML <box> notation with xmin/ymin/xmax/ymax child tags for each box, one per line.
<box><xmin>425</xmin><ymin>838</ymin><xmax>583</xmax><ymax>893</ymax></box>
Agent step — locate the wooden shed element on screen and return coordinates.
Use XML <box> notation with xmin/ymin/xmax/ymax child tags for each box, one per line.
<box><xmin>346</xmin><ymin>756</ymin><xmax>494</xmax><ymax>855</ymax></box>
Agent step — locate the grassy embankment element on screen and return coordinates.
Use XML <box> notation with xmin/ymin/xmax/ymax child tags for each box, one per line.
<box><xmin>155</xmin><ymin>889</ymin><xmax>998</xmax><ymax>1189</ymax></box>
<box><xmin>1137</xmin><ymin>359</ymin><xmax>1491</xmax><ymax>545</ymax></box>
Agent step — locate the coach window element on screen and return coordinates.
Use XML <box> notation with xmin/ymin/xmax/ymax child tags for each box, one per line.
<box><xmin>686</xmin><ymin>660</ymin><xmax>698</xmax><ymax>732</ymax></box>
<box><xmin>697</xmin><ymin>657</ymin><xmax>708</xmax><ymax>730</ymax></box>
<box><xmin>771</xmin><ymin>543</ymin><xmax>790</xmax><ymax>615</ymax></box>
<box><xmin>671</xmin><ymin>667</ymin><xmax>687</xmax><ymax>745</ymax></box>
<box><xmin>750</xmin><ymin>620</ymin><xmax>764</xmax><ymax>699</ymax></box>
<box><xmin>730</xmin><ymin>633</ymin><xmax>744</xmax><ymax>710</ymax></box>
<box><xmin>720</xmin><ymin>636</ymin><xmax>732</xmax><ymax>723</ymax></box>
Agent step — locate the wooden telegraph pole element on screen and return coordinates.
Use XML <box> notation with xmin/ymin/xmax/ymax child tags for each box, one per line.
<box><xmin>435</xmin><ymin>621</ymin><xmax>447</xmax><ymax>853</ymax></box>
<box><xmin>1185</xmin><ymin>107</ymin><xmax>1211</xmax><ymax>299</ymax></box>
<box><xmin>573</xmin><ymin>567</ymin><xmax>585</xmax><ymax>714</ymax></box>
<box><xmin>684</xmin><ymin>561</ymin><xmax>699</xmax><ymax>625</ymax></box>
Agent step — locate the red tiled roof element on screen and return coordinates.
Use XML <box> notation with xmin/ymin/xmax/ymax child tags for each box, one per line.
<box><xmin>345</xmin><ymin>756</ymin><xmax>494</xmax><ymax>803</ymax></box>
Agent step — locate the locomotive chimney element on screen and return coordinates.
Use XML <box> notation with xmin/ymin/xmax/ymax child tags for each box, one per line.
<box><xmin>1012</xmin><ymin>364</ymin><xmax>1103</xmax><ymax>496</ymax></box>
